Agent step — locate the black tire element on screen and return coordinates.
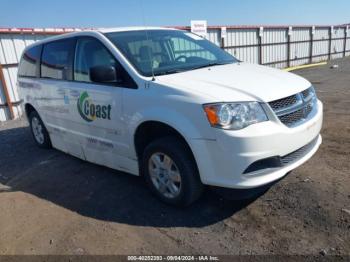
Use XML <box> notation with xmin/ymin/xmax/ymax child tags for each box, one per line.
<box><xmin>141</xmin><ymin>136</ymin><xmax>204</xmax><ymax>206</ymax></box>
<box><xmin>29</xmin><ymin>110</ymin><xmax>52</xmax><ymax>149</ymax></box>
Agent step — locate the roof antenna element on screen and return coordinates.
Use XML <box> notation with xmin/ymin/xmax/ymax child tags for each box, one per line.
<box><xmin>140</xmin><ymin>0</ymin><xmax>155</xmax><ymax>81</ymax></box>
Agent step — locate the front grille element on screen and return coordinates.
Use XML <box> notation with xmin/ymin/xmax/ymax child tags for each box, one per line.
<box><xmin>279</xmin><ymin>107</ymin><xmax>305</xmax><ymax>126</ymax></box>
<box><xmin>278</xmin><ymin>103</ymin><xmax>313</xmax><ymax>127</ymax></box>
<box><xmin>281</xmin><ymin>137</ymin><xmax>318</xmax><ymax>165</ymax></box>
<box><xmin>269</xmin><ymin>94</ymin><xmax>297</xmax><ymax>111</ymax></box>
<box><xmin>302</xmin><ymin>89</ymin><xmax>310</xmax><ymax>99</ymax></box>
<box><xmin>269</xmin><ymin>87</ymin><xmax>317</xmax><ymax>127</ymax></box>
<box><xmin>305</xmin><ymin>103</ymin><xmax>312</xmax><ymax>115</ymax></box>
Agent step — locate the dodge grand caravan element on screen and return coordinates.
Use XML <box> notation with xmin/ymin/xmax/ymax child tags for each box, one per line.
<box><xmin>18</xmin><ymin>27</ymin><xmax>323</xmax><ymax>206</ymax></box>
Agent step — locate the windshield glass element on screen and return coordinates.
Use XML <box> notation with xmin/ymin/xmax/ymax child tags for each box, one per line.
<box><xmin>105</xmin><ymin>30</ymin><xmax>238</xmax><ymax>77</ymax></box>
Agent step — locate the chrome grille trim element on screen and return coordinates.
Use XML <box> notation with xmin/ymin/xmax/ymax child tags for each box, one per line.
<box><xmin>269</xmin><ymin>87</ymin><xmax>317</xmax><ymax>127</ymax></box>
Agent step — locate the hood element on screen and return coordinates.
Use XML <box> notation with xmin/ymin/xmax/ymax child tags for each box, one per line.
<box><xmin>156</xmin><ymin>62</ymin><xmax>311</xmax><ymax>102</ymax></box>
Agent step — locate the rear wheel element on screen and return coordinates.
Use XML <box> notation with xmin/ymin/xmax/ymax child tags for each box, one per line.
<box><xmin>29</xmin><ymin>111</ymin><xmax>52</xmax><ymax>149</ymax></box>
<box><xmin>142</xmin><ymin>137</ymin><xmax>203</xmax><ymax>206</ymax></box>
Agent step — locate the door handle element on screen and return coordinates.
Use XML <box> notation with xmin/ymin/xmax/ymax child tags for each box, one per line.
<box><xmin>57</xmin><ymin>88</ymin><xmax>65</xmax><ymax>95</ymax></box>
<box><xmin>69</xmin><ymin>90</ymin><xmax>80</xmax><ymax>97</ymax></box>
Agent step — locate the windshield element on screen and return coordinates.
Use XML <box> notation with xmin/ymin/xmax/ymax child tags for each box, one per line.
<box><xmin>105</xmin><ymin>30</ymin><xmax>238</xmax><ymax>77</ymax></box>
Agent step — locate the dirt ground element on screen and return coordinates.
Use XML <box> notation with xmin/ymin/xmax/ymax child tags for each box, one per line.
<box><xmin>0</xmin><ymin>57</ymin><xmax>349</xmax><ymax>257</ymax></box>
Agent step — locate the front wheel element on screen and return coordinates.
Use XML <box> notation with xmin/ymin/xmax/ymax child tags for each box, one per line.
<box><xmin>29</xmin><ymin>111</ymin><xmax>52</xmax><ymax>149</ymax></box>
<box><xmin>142</xmin><ymin>137</ymin><xmax>203</xmax><ymax>206</ymax></box>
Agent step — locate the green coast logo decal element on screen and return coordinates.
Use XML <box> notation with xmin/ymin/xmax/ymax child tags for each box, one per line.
<box><xmin>77</xmin><ymin>91</ymin><xmax>111</xmax><ymax>122</ymax></box>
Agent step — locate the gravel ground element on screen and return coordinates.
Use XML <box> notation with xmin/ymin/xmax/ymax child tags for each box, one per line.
<box><xmin>0</xmin><ymin>57</ymin><xmax>349</xmax><ymax>257</ymax></box>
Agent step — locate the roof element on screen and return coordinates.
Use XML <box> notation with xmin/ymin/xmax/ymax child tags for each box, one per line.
<box><xmin>97</xmin><ymin>26</ymin><xmax>178</xmax><ymax>33</ymax></box>
<box><xmin>14</xmin><ymin>26</ymin><xmax>182</xmax><ymax>53</ymax></box>
<box><xmin>0</xmin><ymin>26</ymin><xmax>179</xmax><ymax>35</ymax></box>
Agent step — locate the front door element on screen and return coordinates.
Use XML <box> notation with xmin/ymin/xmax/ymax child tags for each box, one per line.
<box><xmin>67</xmin><ymin>37</ymin><xmax>133</xmax><ymax>172</ymax></box>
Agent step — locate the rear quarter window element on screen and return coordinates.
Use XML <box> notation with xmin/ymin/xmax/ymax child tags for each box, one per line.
<box><xmin>41</xmin><ymin>38</ymin><xmax>75</xmax><ymax>80</ymax></box>
<box><xmin>18</xmin><ymin>45</ymin><xmax>42</xmax><ymax>78</ymax></box>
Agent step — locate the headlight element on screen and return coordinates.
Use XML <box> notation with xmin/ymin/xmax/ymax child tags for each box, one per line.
<box><xmin>203</xmin><ymin>102</ymin><xmax>268</xmax><ymax>130</ymax></box>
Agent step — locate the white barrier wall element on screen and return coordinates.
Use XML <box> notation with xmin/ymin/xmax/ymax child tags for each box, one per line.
<box><xmin>203</xmin><ymin>26</ymin><xmax>349</xmax><ymax>68</ymax></box>
<box><xmin>0</xmin><ymin>25</ymin><xmax>349</xmax><ymax>121</ymax></box>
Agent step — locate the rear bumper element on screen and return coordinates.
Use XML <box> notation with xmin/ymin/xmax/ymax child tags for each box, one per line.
<box><xmin>190</xmin><ymin>100</ymin><xmax>323</xmax><ymax>189</ymax></box>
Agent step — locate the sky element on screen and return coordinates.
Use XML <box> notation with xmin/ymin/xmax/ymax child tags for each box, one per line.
<box><xmin>0</xmin><ymin>0</ymin><xmax>349</xmax><ymax>28</ymax></box>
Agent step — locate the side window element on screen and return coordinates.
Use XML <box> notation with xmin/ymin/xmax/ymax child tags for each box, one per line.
<box><xmin>41</xmin><ymin>39</ymin><xmax>75</xmax><ymax>80</ymax></box>
<box><xmin>74</xmin><ymin>38</ymin><xmax>117</xmax><ymax>82</ymax></box>
<box><xmin>170</xmin><ymin>36</ymin><xmax>216</xmax><ymax>61</ymax></box>
<box><xmin>18</xmin><ymin>45</ymin><xmax>42</xmax><ymax>77</ymax></box>
<box><xmin>127</xmin><ymin>40</ymin><xmax>167</xmax><ymax>71</ymax></box>
<box><xmin>74</xmin><ymin>37</ymin><xmax>137</xmax><ymax>88</ymax></box>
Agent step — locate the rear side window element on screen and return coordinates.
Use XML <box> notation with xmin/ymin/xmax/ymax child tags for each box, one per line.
<box><xmin>18</xmin><ymin>45</ymin><xmax>42</xmax><ymax>77</ymax></box>
<box><xmin>41</xmin><ymin>38</ymin><xmax>75</xmax><ymax>80</ymax></box>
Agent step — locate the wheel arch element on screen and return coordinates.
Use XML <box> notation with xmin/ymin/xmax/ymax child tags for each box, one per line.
<box><xmin>134</xmin><ymin>120</ymin><xmax>195</xmax><ymax>160</ymax></box>
<box><xmin>129</xmin><ymin>105</ymin><xmax>212</xmax><ymax>177</ymax></box>
<box><xmin>24</xmin><ymin>103</ymin><xmax>37</xmax><ymax>118</ymax></box>
<box><xmin>25</xmin><ymin>103</ymin><xmax>49</xmax><ymax>134</ymax></box>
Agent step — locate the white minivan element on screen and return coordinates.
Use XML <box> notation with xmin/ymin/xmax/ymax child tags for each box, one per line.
<box><xmin>18</xmin><ymin>27</ymin><xmax>323</xmax><ymax>206</ymax></box>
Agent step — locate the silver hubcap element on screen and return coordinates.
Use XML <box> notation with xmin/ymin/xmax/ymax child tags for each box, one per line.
<box><xmin>32</xmin><ymin>117</ymin><xmax>45</xmax><ymax>144</ymax></box>
<box><xmin>148</xmin><ymin>152</ymin><xmax>181</xmax><ymax>198</ymax></box>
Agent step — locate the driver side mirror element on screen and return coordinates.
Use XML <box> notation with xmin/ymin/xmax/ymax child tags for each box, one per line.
<box><xmin>90</xmin><ymin>65</ymin><xmax>119</xmax><ymax>83</ymax></box>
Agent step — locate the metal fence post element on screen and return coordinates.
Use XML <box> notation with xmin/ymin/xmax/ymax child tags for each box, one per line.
<box><xmin>328</xmin><ymin>26</ymin><xmax>332</xmax><ymax>60</ymax></box>
<box><xmin>287</xmin><ymin>27</ymin><xmax>292</xmax><ymax>67</ymax></box>
<box><xmin>344</xmin><ymin>26</ymin><xmax>348</xmax><ymax>57</ymax></box>
<box><xmin>309</xmin><ymin>26</ymin><xmax>314</xmax><ymax>64</ymax></box>
<box><xmin>220</xmin><ymin>27</ymin><xmax>226</xmax><ymax>49</ymax></box>
<box><xmin>0</xmin><ymin>64</ymin><xmax>14</xmax><ymax>119</ymax></box>
<box><xmin>220</xmin><ymin>37</ymin><xmax>225</xmax><ymax>49</ymax></box>
<box><xmin>258</xmin><ymin>27</ymin><xmax>263</xmax><ymax>64</ymax></box>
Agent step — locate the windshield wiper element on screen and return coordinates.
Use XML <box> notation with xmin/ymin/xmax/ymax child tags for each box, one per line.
<box><xmin>153</xmin><ymin>62</ymin><xmax>233</xmax><ymax>76</ymax></box>
<box><xmin>154</xmin><ymin>68</ymin><xmax>190</xmax><ymax>76</ymax></box>
<box><xmin>189</xmin><ymin>62</ymin><xmax>233</xmax><ymax>71</ymax></box>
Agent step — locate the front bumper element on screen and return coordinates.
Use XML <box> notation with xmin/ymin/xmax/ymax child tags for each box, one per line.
<box><xmin>190</xmin><ymin>100</ymin><xmax>323</xmax><ymax>189</ymax></box>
